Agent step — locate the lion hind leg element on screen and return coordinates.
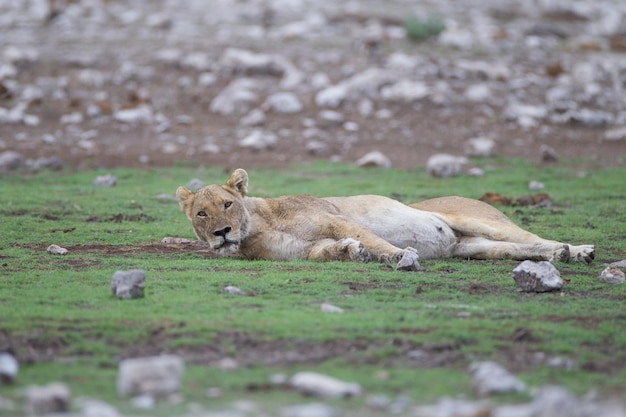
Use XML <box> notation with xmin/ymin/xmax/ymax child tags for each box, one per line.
<box><xmin>452</xmin><ymin>236</ymin><xmax>572</xmax><ymax>262</ymax></box>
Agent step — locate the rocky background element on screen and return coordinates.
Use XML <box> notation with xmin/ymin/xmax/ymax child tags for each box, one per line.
<box><xmin>1</xmin><ymin>0</ymin><xmax>626</xmax><ymax>172</ymax></box>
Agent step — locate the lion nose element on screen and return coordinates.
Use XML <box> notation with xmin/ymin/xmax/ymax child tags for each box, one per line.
<box><xmin>213</xmin><ymin>226</ymin><xmax>232</xmax><ymax>237</ymax></box>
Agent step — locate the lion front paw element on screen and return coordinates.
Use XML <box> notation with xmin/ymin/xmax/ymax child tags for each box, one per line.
<box><xmin>551</xmin><ymin>244</ymin><xmax>571</xmax><ymax>263</ymax></box>
<box><xmin>339</xmin><ymin>238</ymin><xmax>372</xmax><ymax>263</ymax></box>
<box><xmin>395</xmin><ymin>248</ymin><xmax>420</xmax><ymax>271</ymax></box>
<box><xmin>570</xmin><ymin>245</ymin><xmax>595</xmax><ymax>264</ymax></box>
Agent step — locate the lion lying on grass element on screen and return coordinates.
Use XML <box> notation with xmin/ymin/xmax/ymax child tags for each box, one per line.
<box><xmin>175</xmin><ymin>169</ymin><xmax>595</xmax><ymax>271</ymax></box>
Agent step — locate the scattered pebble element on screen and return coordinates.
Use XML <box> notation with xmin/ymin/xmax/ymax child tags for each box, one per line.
<box><xmin>117</xmin><ymin>355</ymin><xmax>184</xmax><ymax>398</ymax></box>
<box><xmin>427</xmin><ymin>154</ymin><xmax>467</xmax><ymax>178</ymax></box>
<box><xmin>320</xmin><ymin>301</ymin><xmax>344</xmax><ymax>313</ymax></box>
<box><xmin>47</xmin><ymin>244</ymin><xmax>68</xmax><ymax>255</ymax></box>
<box><xmin>0</xmin><ymin>352</ymin><xmax>18</xmax><ymax>384</ymax></box>
<box><xmin>290</xmin><ymin>371</ymin><xmax>362</xmax><ymax>398</ymax></box>
<box><xmin>110</xmin><ymin>269</ymin><xmax>145</xmax><ymax>299</ymax></box>
<box><xmin>469</xmin><ymin>361</ymin><xmax>527</xmax><ymax>396</ymax></box>
<box><xmin>24</xmin><ymin>382</ymin><xmax>71</xmax><ymax>415</ymax></box>
<box><xmin>92</xmin><ymin>174</ymin><xmax>117</xmax><ymax>187</ymax></box>
<box><xmin>513</xmin><ymin>261</ymin><xmax>563</xmax><ymax>292</ymax></box>
<box><xmin>223</xmin><ymin>285</ymin><xmax>246</xmax><ymax>296</ymax></box>
<box><xmin>355</xmin><ymin>150</ymin><xmax>391</xmax><ymax>168</ymax></box>
<box><xmin>599</xmin><ymin>266</ymin><xmax>625</xmax><ymax>285</ymax></box>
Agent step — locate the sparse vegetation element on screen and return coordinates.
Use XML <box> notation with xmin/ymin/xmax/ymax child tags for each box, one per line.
<box><xmin>403</xmin><ymin>14</ymin><xmax>446</xmax><ymax>41</ymax></box>
<box><xmin>0</xmin><ymin>160</ymin><xmax>625</xmax><ymax>415</ymax></box>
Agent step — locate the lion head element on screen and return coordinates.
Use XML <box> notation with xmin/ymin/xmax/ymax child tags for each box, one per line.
<box><xmin>176</xmin><ymin>169</ymin><xmax>251</xmax><ymax>255</ymax></box>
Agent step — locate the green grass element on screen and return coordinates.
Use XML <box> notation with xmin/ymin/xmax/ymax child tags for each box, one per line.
<box><xmin>1</xmin><ymin>159</ymin><xmax>625</xmax><ymax>414</ymax></box>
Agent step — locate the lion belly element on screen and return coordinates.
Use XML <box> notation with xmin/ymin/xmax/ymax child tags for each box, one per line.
<box><xmin>324</xmin><ymin>196</ymin><xmax>458</xmax><ymax>259</ymax></box>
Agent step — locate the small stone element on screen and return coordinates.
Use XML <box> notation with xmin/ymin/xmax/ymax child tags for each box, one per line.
<box><xmin>117</xmin><ymin>355</ymin><xmax>184</xmax><ymax>397</ymax></box>
<box><xmin>0</xmin><ymin>352</ymin><xmax>18</xmax><ymax>384</ymax></box>
<box><xmin>239</xmin><ymin>130</ymin><xmax>277</xmax><ymax>151</ymax></box>
<box><xmin>290</xmin><ymin>371</ymin><xmax>362</xmax><ymax>398</ymax></box>
<box><xmin>320</xmin><ymin>302</ymin><xmax>344</xmax><ymax>313</ymax></box>
<box><xmin>540</xmin><ymin>144</ymin><xmax>559</xmax><ymax>163</ymax></box>
<box><xmin>603</xmin><ymin>126</ymin><xmax>626</xmax><ymax>142</ymax></box>
<box><xmin>0</xmin><ymin>151</ymin><xmax>25</xmax><ymax>171</ymax></box>
<box><xmin>599</xmin><ymin>266</ymin><xmax>625</xmax><ymax>285</ymax></box>
<box><xmin>47</xmin><ymin>244</ymin><xmax>68</xmax><ymax>255</ymax></box>
<box><xmin>356</xmin><ymin>151</ymin><xmax>391</xmax><ymax>168</ymax></box>
<box><xmin>33</xmin><ymin>157</ymin><xmax>64</xmax><ymax>171</ymax></box>
<box><xmin>113</xmin><ymin>105</ymin><xmax>153</xmax><ymax>124</ymax></box>
<box><xmin>223</xmin><ymin>286</ymin><xmax>246</xmax><ymax>296</ymax></box>
<box><xmin>93</xmin><ymin>174</ymin><xmax>117</xmax><ymax>187</ymax></box>
<box><xmin>60</xmin><ymin>112</ymin><xmax>84</xmax><ymax>125</ymax></box>
<box><xmin>131</xmin><ymin>394</ymin><xmax>155</xmax><ymax>409</ymax></box>
<box><xmin>427</xmin><ymin>154</ymin><xmax>467</xmax><ymax>178</ymax></box>
<box><xmin>160</xmin><ymin>237</ymin><xmax>191</xmax><ymax>244</ymax></box>
<box><xmin>263</xmin><ymin>92</ymin><xmax>303</xmax><ymax>113</ymax></box>
<box><xmin>513</xmin><ymin>261</ymin><xmax>563</xmax><ymax>292</ymax></box>
<box><xmin>240</xmin><ymin>108</ymin><xmax>266</xmax><ymax>126</ymax></box>
<box><xmin>111</xmin><ymin>270</ymin><xmax>145</xmax><ymax>299</ymax></box>
<box><xmin>281</xmin><ymin>402</ymin><xmax>337</xmax><ymax>417</ymax></box>
<box><xmin>24</xmin><ymin>382</ymin><xmax>71</xmax><ymax>415</ymax></box>
<box><xmin>464</xmin><ymin>137</ymin><xmax>496</xmax><ymax>157</ymax></box>
<box><xmin>529</xmin><ymin>181</ymin><xmax>545</xmax><ymax>190</ymax></box>
<box><xmin>186</xmin><ymin>178</ymin><xmax>205</xmax><ymax>191</ymax></box>
<box><xmin>469</xmin><ymin>361</ymin><xmax>526</xmax><ymax>396</ymax></box>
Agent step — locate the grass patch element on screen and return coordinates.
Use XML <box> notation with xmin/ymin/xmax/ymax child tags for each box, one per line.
<box><xmin>403</xmin><ymin>14</ymin><xmax>446</xmax><ymax>41</ymax></box>
<box><xmin>0</xmin><ymin>159</ymin><xmax>625</xmax><ymax>414</ymax></box>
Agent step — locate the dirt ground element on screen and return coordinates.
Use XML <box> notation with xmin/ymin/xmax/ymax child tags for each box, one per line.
<box><xmin>1</xmin><ymin>0</ymin><xmax>625</xmax><ymax>172</ymax></box>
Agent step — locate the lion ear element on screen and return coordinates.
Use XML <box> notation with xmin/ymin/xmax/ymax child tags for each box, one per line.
<box><xmin>226</xmin><ymin>169</ymin><xmax>249</xmax><ymax>197</ymax></box>
<box><xmin>176</xmin><ymin>186</ymin><xmax>195</xmax><ymax>220</ymax></box>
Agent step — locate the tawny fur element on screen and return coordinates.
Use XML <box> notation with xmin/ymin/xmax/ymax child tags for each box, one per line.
<box><xmin>175</xmin><ymin>169</ymin><xmax>595</xmax><ymax>271</ymax></box>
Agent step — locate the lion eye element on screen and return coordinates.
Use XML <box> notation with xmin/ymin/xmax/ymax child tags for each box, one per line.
<box><xmin>224</xmin><ymin>201</ymin><xmax>232</xmax><ymax>209</ymax></box>
<box><xmin>197</xmin><ymin>210</ymin><xmax>208</xmax><ymax>217</ymax></box>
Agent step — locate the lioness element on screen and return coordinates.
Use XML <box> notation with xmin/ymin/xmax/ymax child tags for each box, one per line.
<box><xmin>175</xmin><ymin>169</ymin><xmax>595</xmax><ymax>271</ymax></box>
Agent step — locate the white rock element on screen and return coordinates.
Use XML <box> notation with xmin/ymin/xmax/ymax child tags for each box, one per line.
<box><xmin>24</xmin><ymin>383</ymin><xmax>71</xmax><ymax>415</ymax></box>
<box><xmin>603</xmin><ymin>127</ymin><xmax>626</xmax><ymax>142</ymax></box>
<box><xmin>60</xmin><ymin>112</ymin><xmax>84</xmax><ymax>125</ymax></box>
<box><xmin>239</xmin><ymin>130</ymin><xmax>277</xmax><ymax>151</ymax></box>
<box><xmin>427</xmin><ymin>154</ymin><xmax>467</xmax><ymax>178</ymax></box>
<box><xmin>528</xmin><ymin>181</ymin><xmax>545</xmax><ymax>190</ymax></box>
<box><xmin>503</xmin><ymin>103</ymin><xmax>548</xmax><ymax>125</ymax></box>
<box><xmin>181</xmin><ymin>52</ymin><xmax>211</xmax><ymax>71</ymax></box>
<box><xmin>0</xmin><ymin>352</ymin><xmax>18</xmax><ymax>383</ymax></box>
<box><xmin>47</xmin><ymin>244</ymin><xmax>68</xmax><ymax>255</ymax></box>
<box><xmin>315</xmin><ymin>84</ymin><xmax>348</xmax><ymax>108</ymax></box>
<box><xmin>161</xmin><ymin>237</ymin><xmax>191</xmax><ymax>244</ymax></box>
<box><xmin>356</xmin><ymin>151</ymin><xmax>392</xmax><ymax>168</ymax></box>
<box><xmin>210</xmin><ymin>78</ymin><xmax>259</xmax><ymax>116</ymax></box>
<box><xmin>469</xmin><ymin>361</ymin><xmax>527</xmax><ymax>396</ymax></box>
<box><xmin>464</xmin><ymin>83</ymin><xmax>492</xmax><ymax>102</ymax></box>
<box><xmin>464</xmin><ymin>137</ymin><xmax>495</xmax><ymax>157</ymax></box>
<box><xmin>240</xmin><ymin>108</ymin><xmax>266</xmax><ymax>126</ymax></box>
<box><xmin>113</xmin><ymin>105</ymin><xmax>153</xmax><ymax>124</ymax></box>
<box><xmin>117</xmin><ymin>355</ymin><xmax>184</xmax><ymax>397</ymax></box>
<box><xmin>263</xmin><ymin>92</ymin><xmax>303</xmax><ymax>113</ymax></box>
<box><xmin>93</xmin><ymin>174</ymin><xmax>117</xmax><ymax>187</ymax></box>
<box><xmin>111</xmin><ymin>270</ymin><xmax>145</xmax><ymax>299</ymax></box>
<box><xmin>290</xmin><ymin>371</ymin><xmax>362</xmax><ymax>398</ymax></box>
<box><xmin>381</xmin><ymin>80</ymin><xmax>429</xmax><ymax>102</ymax></box>
<box><xmin>599</xmin><ymin>266</ymin><xmax>625</xmax><ymax>285</ymax></box>
<box><xmin>315</xmin><ymin>68</ymin><xmax>394</xmax><ymax>107</ymax></box>
<box><xmin>0</xmin><ymin>151</ymin><xmax>25</xmax><ymax>171</ymax></box>
<box><xmin>320</xmin><ymin>302</ymin><xmax>344</xmax><ymax>313</ymax></box>
<box><xmin>77</xmin><ymin>398</ymin><xmax>123</xmax><ymax>417</ymax></box>
<box><xmin>513</xmin><ymin>261</ymin><xmax>563</xmax><ymax>292</ymax></box>
<box><xmin>223</xmin><ymin>286</ymin><xmax>246</xmax><ymax>296</ymax></box>
<box><xmin>414</xmin><ymin>398</ymin><xmax>491</xmax><ymax>417</ymax></box>
<box><xmin>281</xmin><ymin>402</ymin><xmax>337</xmax><ymax>417</ymax></box>
<box><xmin>305</xmin><ymin>140</ymin><xmax>330</xmax><ymax>156</ymax></box>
